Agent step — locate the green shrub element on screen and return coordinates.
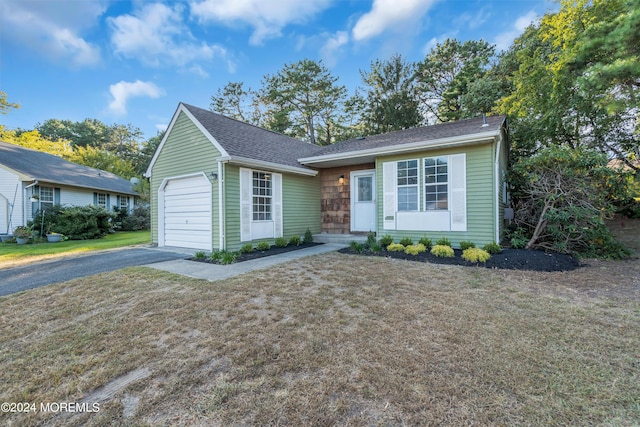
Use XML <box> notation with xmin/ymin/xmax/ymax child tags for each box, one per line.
<box><xmin>240</xmin><ymin>243</ymin><xmax>254</xmax><ymax>254</ymax></box>
<box><xmin>120</xmin><ymin>205</ymin><xmax>150</xmax><ymax>231</ymax></box>
<box><xmin>398</xmin><ymin>237</ymin><xmax>413</xmax><ymax>246</ymax></box>
<box><xmin>37</xmin><ymin>205</ymin><xmax>113</xmax><ymax>240</ymax></box>
<box><xmin>405</xmin><ymin>243</ymin><xmax>427</xmax><ymax>255</ymax></box>
<box><xmin>379</xmin><ymin>234</ymin><xmax>393</xmax><ymax>246</ymax></box>
<box><xmin>365</xmin><ymin>231</ymin><xmax>377</xmax><ymax>248</ymax></box>
<box><xmin>509</xmin><ymin>228</ymin><xmax>529</xmax><ymax>249</ymax></box>
<box><xmin>431</xmin><ymin>244</ymin><xmax>455</xmax><ymax>257</ymax></box>
<box><xmin>462</xmin><ymin>248</ymin><xmax>491</xmax><ymax>263</ymax></box>
<box><xmin>289</xmin><ymin>235</ymin><xmax>302</xmax><ymax>246</ymax></box>
<box><xmin>256</xmin><ymin>241</ymin><xmax>271</xmax><ymax>251</ymax></box>
<box><xmin>350</xmin><ymin>241</ymin><xmax>364</xmax><ymax>253</ymax></box>
<box><xmin>483</xmin><ymin>241</ymin><xmax>501</xmax><ymax>254</ymax></box>
<box><xmin>303</xmin><ymin>228</ymin><xmax>314</xmax><ymax>244</ymax></box>
<box><xmin>209</xmin><ymin>250</ymin><xmax>224</xmax><ymax>261</ymax></box>
<box><xmin>387</xmin><ymin>243</ymin><xmax>405</xmax><ymax>252</ymax></box>
<box><xmin>194</xmin><ymin>251</ymin><xmax>207</xmax><ymax>259</ymax></box>
<box><xmin>418</xmin><ymin>236</ymin><xmax>432</xmax><ymax>249</ymax></box>
<box><xmin>369</xmin><ymin>242</ymin><xmax>382</xmax><ymax>252</ymax></box>
<box><xmin>274</xmin><ymin>237</ymin><xmax>288</xmax><ymax>248</ymax></box>
<box><xmin>459</xmin><ymin>240</ymin><xmax>475</xmax><ymax>250</ymax></box>
<box><xmin>435</xmin><ymin>237</ymin><xmax>451</xmax><ymax>247</ymax></box>
<box><xmin>219</xmin><ymin>251</ymin><xmax>240</xmax><ymax>265</ymax></box>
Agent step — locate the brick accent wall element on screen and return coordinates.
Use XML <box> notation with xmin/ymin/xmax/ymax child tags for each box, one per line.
<box><xmin>320</xmin><ymin>163</ymin><xmax>375</xmax><ymax>234</ymax></box>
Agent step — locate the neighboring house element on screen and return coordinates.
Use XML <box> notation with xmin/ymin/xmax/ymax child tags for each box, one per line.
<box><xmin>0</xmin><ymin>141</ymin><xmax>138</xmax><ymax>234</ymax></box>
<box><xmin>145</xmin><ymin>103</ymin><xmax>508</xmax><ymax>251</ymax></box>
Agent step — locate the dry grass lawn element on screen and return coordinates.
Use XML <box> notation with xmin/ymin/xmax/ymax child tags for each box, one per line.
<box><xmin>1</xmin><ymin>248</ymin><xmax>639</xmax><ymax>426</ymax></box>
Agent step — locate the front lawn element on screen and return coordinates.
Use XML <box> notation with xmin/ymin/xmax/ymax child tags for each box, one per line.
<box><xmin>0</xmin><ymin>253</ymin><xmax>638</xmax><ymax>425</ymax></box>
<box><xmin>0</xmin><ymin>230</ymin><xmax>150</xmax><ymax>268</ymax></box>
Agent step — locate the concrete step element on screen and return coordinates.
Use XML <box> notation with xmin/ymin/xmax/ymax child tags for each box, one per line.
<box><xmin>313</xmin><ymin>233</ymin><xmax>368</xmax><ymax>244</ymax></box>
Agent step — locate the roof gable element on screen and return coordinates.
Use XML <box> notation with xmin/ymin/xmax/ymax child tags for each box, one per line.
<box><xmin>0</xmin><ymin>141</ymin><xmax>137</xmax><ymax>195</ymax></box>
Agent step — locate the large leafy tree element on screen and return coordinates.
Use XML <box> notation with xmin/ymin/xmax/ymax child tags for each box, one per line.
<box><xmin>416</xmin><ymin>38</ymin><xmax>495</xmax><ymax>123</ymax></box>
<box><xmin>262</xmin><ymin>59</ymin><xmax>347</xmax><ymax>145</ymax></box>
<box><xmin>0</xmin><ymin>127</ymin><xmax>72</xmax><ymax>156</ymax></box>
<box><xmin>210</xmin><ymin>81</ymin><xmax>263</xmax><ymax>125</ymax></box>
<box><xmin>0</xmin><ymin>91</ymin><xmax>19</xmax><ymax>114</ymax></box>
<box><xmin>356</xmin><ymin>54</ymin><xmax>421</xmax><ymax>135</ymax></box>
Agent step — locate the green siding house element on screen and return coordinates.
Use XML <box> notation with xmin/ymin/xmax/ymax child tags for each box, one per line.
<box><xmin>145</xmin><ymin>103</ymin><xmax>508</xmax><ymax>251</ymax></box>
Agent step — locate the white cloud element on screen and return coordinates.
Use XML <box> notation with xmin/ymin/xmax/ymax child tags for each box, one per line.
<box><xmin>0</xmin><ymin>0</ymin><xmax>103</xmax><ymax>66</ymax></box>
<box><xmin>108</xmin><ymin>80</ymin><xmax>165</xmax><ymax>115</ymax></box>
<box><xmin>190</xmin><ymin>0</ymin><xmax>333</xmax><ymax>45</ymax></box>
<box><xmin>352</xmin><ymin>0</ymin><xmax>439</xmax><ymax>42</ymax></box>
<box><xmin>108</xmin><ymin>3</ymin><xmax>229</xmax><ymax>74</ymax></box>
<box><xmin>494</xmin><ymin>11</ymin><xmax>539</xmax><ymax>51</ymax></box>
<box><xmin>320</xmin><ymin>31</ymin><xmax>349</xmax><ymax>67</ymax></box>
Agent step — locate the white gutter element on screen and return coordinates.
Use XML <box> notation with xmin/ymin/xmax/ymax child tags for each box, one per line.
<box><xmin>494</xmin><ymin>133</ymin><xmax>502</xmax><ymax>243</ymax></box>
<box><xmin>298</xmin><ymin>131</ymin><xmax>500</xmax><ymax>165</ymax></box>
<box><xmin>218</xmin><ymin>155</ymin><xmax>318</xmax><ymax>176</ymax></box>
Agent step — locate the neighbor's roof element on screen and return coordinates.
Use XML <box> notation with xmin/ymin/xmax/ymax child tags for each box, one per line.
<box><xmin>299</xmin><ymin>115</ymin><xmax>506</xmax><ymax>166</ymax></box>
<box><xmin>181</xmin><ymin>103</ymin><xmax>323</xmax><ymax>174</ymax></box>
<box><xmin>0</xmin><ymin>141</ymin><xmax>137</xmax><ymax>195</ymax></box>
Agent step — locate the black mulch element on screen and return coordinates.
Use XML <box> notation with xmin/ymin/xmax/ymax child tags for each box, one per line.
<box><xmin>190</xmin><ymin>242</ymin><xmax>324</xmax><ymax>264</ymax></box>
<box><xmin>338</xmin><ymin>247</ymin><xmax>583</xmax><ymax>272</ymax></box>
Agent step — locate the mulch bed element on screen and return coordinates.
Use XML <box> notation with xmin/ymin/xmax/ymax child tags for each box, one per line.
<box><xmin>338</xmin><ymin>247</ymin><xmax>583</xmax><ymax>272</ymax></box>
<box><xmin>190</xmin><ymin>242</ymin><xmax>324</xmax><ymax>264</ymax></box>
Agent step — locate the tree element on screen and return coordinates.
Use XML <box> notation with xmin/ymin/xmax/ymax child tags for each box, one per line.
<box><xmin>262</xmin><ymin>59</ymin><xmax>347</xmax><ymax>144</ymax></box>
<box><xmin>416</xmin><ymin>39</ymin><xmax>495</xmax><ymax>123</ymax></box>
<box><xmin>36</xmin><ymin>118</ymin><xmax>111</xmax><ymax>148</ymax></box>
<box><xmin>0</xmin><ymin>127</ymin><xmax>72</xmax><ymax>156</ymax></box>
<box><xmin>210</xmin><ymin>81</ymin><xmax>263</xmax><ymax>125</ymax></box>
<box><xmin>0</xmin><ymin>92</ymin><xmax>19</xmax><ymax>114</ymax></box>
<box><xmin>66</xmin><ymin>146</ymin><xmax>137</xmax><ymax>180</ymax></box>
<box><xmin>357</xmin><ymin>54</ymin><xmax>421</xmax><ymax>135</ymax></box>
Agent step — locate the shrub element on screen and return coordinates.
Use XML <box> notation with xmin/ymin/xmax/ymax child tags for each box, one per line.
<box><xmin>369</xmin><ymin>242</ymin><xmax>382</xmax><ymax>252</ymax></box>
<box><xmin>289</xmin><ymin>235</ymin><xmax>302</xmax><ymax>246</ymax></box>
<box><xmin>240</xmin><ymin>243</ymin><xmax>254</xmax><ymax>254</ymax></box>
<box><xmin>120</xmin><ymin>205</ymin><xmax>150</xmax><ymax>231</ymax></box>
<box><xmin>431</xmin><ymin>244</ymin><xmax>455</xmax><ymax>257</ymax></box>
<box><xmin>509</xmin><ymin>228</ymin><xmax>529</xmax><ymax>249</ymax></box>
<box><xmin>379</xmin><ymin>234</ymin><xmax>393</xmax><ymax>246</ymax></box>
<box><xmin>37</xmin><ymin>205</ymin><xmax>113</xmax><ymax>240</ymax></box>
<box><xmin>435</xmin><ymin>237</ymin><xmax>452</xmax><ymax>247</ymax></box>
<box><xmin>365</xmin><ymin>231</ymin><xmax>377</xmax><ymax>249</ymax></box>
<box><xmin>483</xmin><ymin>241</ymin><xmax>501</xmax><ymax>254</ymax></box>
<box><xmin>350</xmin><ymin>241</ymin><xmax>364</xmax><ymax>253</ymax></box>
<box><xmin>418</xmin><ymin>236</ymin><xmax>432</xmax><ymax>250</ymax></box>
<box><xmin>462</xmin><ymin>248</ymin><xmax>491</xmax><ymax>263</ymax></box>
<box><xmin>404</xmin><ymin>243</ymin><xmax>427</xmax><ymax>255</ymax></box>
<box><xmin>209</xmin><ymin>250</ymin><xmax>223</xmax><ymax>261</ymax></box>
<box><xmin>459</xmin><ymin>240</ymin><xmax>476</xmax><ymax>250</ymax></box>
<box><xmin>194</xmin><ymin>251</ymin><xmax>207</xmax><ymax>259</ymax></box>
<box><xmin>256</xmin><ymin>241</ymin><xmax>271</xmax><ymax>251</ymax></box>
<box><xmin>274</xmin><ymin>237</ymin><xmax>288</xmax><ymax>248</ymax></box>
<box><xmin>220</xmin><ymin>251</ymin><xmax>239</xmax><ymax>265</ymax></box>
<box><xmin>387</xmin><ymin>243</ymin><xmax>405</xmax><ymax>252</ymax></box>
<box><xmin>398</xmin><ymin>237</ymin><xmax>413</xmax><ymax>246</ymax></box>
<box><xmin>303</xmin><ymin>228</ymin><xmax>314</xmax><ymax>244</ymax></box>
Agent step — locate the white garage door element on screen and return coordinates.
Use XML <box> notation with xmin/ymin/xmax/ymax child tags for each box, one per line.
<box><xmin>163</xmin><ymin>175</ymin><xmax>212</xmax><ymax>250</ymax></box>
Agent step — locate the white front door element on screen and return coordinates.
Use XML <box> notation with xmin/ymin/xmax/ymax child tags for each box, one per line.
<box><xmin>351</xmin><ymin>170</ymin><xmax>376</xmax><ymax>232</ymax></box>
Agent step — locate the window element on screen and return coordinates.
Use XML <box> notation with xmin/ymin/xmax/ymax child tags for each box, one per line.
<box><xmin>119</xmin><ymin>196</ymin><xmax>129</xmax><ymax>210</ymax></box>
<box><xmin>39</xmin><ymin>186</ymin><xmax>54</xmax><ymax>210</ymax></box>
<box><xmin>424</xmin><ymin>156</ymin><xmax>448</xmax><ymax>210</ymax></box>
<box><xmin>397</xmin><ymin>159</ymin><xmax>418</xmax><ymax>211</ymax></box>
<box><xmin>96</xmin><ymin>193</ymin><xmax>107</xmax><ymax>208</ymax></box>
<box><xmin>252</xmin><ymin>171</ymin><xmax>272</xmax><ymax>221</ymax></box>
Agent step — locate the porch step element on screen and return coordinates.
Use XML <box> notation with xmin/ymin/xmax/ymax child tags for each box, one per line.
<box><xmin>313</xmin><ymin>233</ymin><xmax>368</xmax><ymax>245</ymax></box>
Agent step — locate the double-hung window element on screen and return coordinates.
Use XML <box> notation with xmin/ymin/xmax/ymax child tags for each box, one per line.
<box><xmin>424</xmin><ymin>156</ymin><xmax>448</xmax><ymax>210</ymax></box>
<box><xmin>119</xmin><ymin>196</ymin><xmax>129</xmax><ymax>211</ymax></box>
<box><xmin>397</xmin><ymin>160</ymin><xmax>419</xmax><ymax>211</ymax></box>
<box><xmin>39</xmin><ymin>186</ymin><xmax>54</xmax><ymax>211</ymax></box>
<box><xmin>252</xmin><ymin>171</ymin><xmax>272</xmax><ymax>221</ymax></box>
<box><xmin>96</xmin><ymin>193</ymin><xmax>107</xmax><ymax>208</ymax></box>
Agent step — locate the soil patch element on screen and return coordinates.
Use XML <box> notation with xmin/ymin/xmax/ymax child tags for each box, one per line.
<box><xmin>339</xmin><ymin>247</ymin><xmax>582</xmax><ymax>272</ymax></box>
<box><xmin>190</xmin><ymin>242</ymin><xmax>323</xmax><ymax>264</ymax></box>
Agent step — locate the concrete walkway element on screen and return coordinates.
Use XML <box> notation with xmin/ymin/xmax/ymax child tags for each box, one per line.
<box><xmin>146</xmin><ymin>243</ymin><xmax>347</xmax><ymax>281</ymax></box>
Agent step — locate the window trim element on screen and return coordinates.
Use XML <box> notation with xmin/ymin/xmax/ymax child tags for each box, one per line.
<box><xmin>396</xmin><ymin>159</ymin><xmax>419</xmax><ymax>212</ymax></box>
<box><xmin>423</xmin><ymin>155</ymin><xmax>449</xmax><ymax>211</ymax></box>
<box><xmin>252</xmin><ymin>171</ymin><xmax>273</xmax><ymax>222</ymax></box>
<box><xmin>96</xmin><ymin>192</ymin><xmax>107</xmax><ymax>208</ymax></box>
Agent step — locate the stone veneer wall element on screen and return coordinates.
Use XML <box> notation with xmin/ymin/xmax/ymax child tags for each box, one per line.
<box><xmin>320</xmin><ymin>163</ymin><xmax>375</xmax><ymax>234</ymax></box>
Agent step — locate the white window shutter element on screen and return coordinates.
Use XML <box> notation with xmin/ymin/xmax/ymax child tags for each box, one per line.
<box><xmin>450</xmin><ymin>153</ymin><xmax>467</xmax><ymax>231</ymax></box>
<box><xmin>240</xmin><ymin>168</ymin><xmax>252</xmax><ymax>242</ymax></box>
<box><xmin>382</xmin><ymin>162</ymin><xmax>396</xmax><ymax>230</ymax></box>
<box><xmin>273</xmin><ymin>173</ymin><xmax>283</xmax><ymax>238</ymax></box>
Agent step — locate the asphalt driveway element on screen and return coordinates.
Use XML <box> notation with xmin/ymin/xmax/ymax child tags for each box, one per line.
<box><xmin>0</xmin><ymin>247</ymin><xmax>191</xmax><ymax>297</ymax></box>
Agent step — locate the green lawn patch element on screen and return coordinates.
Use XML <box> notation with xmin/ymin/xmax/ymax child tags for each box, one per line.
<box><xmin>0</xmin><ymin>230</ymin><xmax>150</xmax><ymax>268</ymax></box>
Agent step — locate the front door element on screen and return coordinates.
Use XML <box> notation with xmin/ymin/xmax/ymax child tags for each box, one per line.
<box><xmin>351</xmin><ymin>170</ymin><xmax>376</xmax><ymax>232</ymax></box>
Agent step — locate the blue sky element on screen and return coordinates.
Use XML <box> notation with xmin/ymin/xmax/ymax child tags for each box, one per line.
<box><xmin>1</xmin><ymin>0</ymin><xmax>555</xmax><ymax>140</ymax></box>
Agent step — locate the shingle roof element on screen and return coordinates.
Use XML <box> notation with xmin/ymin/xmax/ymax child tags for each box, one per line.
<box><xmin>312</xmin><ymin>114</ymin><xmax>506</xmax><ymax>157</ymax></box>
<box><xmin>0</xmin><ymin>141</ymin><xmax>137</xmax><ymax>195</ymax></box>
<box><xmin>182</xmin><ymin>103</ymin><xmax>322</xmax><ymax>171</ymax></box>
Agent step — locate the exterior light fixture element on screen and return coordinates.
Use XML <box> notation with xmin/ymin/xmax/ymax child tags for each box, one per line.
<box><xmin>338</xmin><ymin>175</ymin><xmax>345</xmax><ymax>184</ymax></box>
<box><xmin>210</xmin><ymin>172</ymin><xmax>218</xmax><ymax>181</ymax></box>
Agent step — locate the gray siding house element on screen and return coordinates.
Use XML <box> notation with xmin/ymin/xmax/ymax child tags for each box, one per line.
<box><xmin>146</xmin><ymin>103</ymin><xmax>509</xmax><ymax>252</ymax></box>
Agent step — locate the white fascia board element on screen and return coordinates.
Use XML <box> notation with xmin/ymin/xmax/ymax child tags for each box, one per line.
<box><xmin>298</xmin><ymin>131</ymin><xmax>500</xmax><ymax>165</ymax></box>
<box><xmin>219</xmin><ymin>156</ymin><xmax>318</xmax><ymax>177</ymax></box>
<box><xmin>145</xmin><ymin>103</ymin><xmax>230</xmax><ymax>177</ymax></box>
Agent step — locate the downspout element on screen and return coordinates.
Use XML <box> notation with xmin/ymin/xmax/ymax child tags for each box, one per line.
<box><xmin>23</xmin><ymin>180</ymin><xmax>38</xmax><ymax>226</ymax></box>
<box><xmin>218</xmin><ymin>160</ymin><xmax>227</xmax><ymax>250</ymax></box>
<box><xmin>494</xmin><ymin>135</ymin><xmax>502</xmax><ymax>243</ymax></box>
